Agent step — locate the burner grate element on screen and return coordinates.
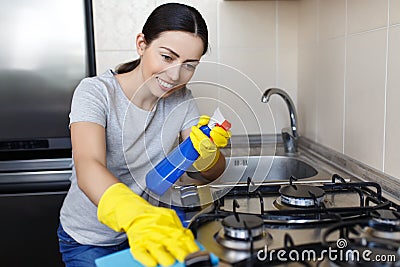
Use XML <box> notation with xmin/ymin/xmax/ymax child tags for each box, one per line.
<box><xmin>187</xmin><ymin>174</ymin><xmax>400</xmax><ymax>266</ymax></box>
<box><xmin>278</xmin><ymin>176</ymin><xmax>326</xmax><ymax>208</ymax></box>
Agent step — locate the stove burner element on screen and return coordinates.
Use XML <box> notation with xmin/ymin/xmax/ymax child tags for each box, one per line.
<box><xmin>279</xmin><ymin>184</ymin><xmax>325</xmax><ymax>207</ymax></box>
<box><xmin>215</xmin><ymin>214</ymin><xmax>272</xmax><ymax>251</ymax></box>
<box><xmin>370</xmin><ymin>209</ymin><xmax>400</xmax><ymax>227</ymax></box>
<box><xmin>273</xmin><ymin>196</ymin><xmax>333</xmax><ymax>211</ymax></box>
<box><xmin>221</xmin><ymin>214</ymin><xmax>264</xmax><ymax>240</ymax></box>
<box><xmin>363</xmin><ymin>210</ymin><xmax>400</xmax><ymax>241</ymax></box>
<box><xmin>364</xmin><ymin>226</ymin><xmax>400</xmax><ymax>241</ymax></box>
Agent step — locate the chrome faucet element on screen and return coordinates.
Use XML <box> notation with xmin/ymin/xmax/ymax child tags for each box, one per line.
<box><xmin>261</xmin><ymin>88</ymin><xmax>299</xmax><ymax>153</ymax></box>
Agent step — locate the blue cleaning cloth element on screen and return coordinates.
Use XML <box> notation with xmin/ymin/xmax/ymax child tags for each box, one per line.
<box><xmin>95</xmin><ymin>243</ymin><xmax>218</xmax><ymax>267</ymax></box>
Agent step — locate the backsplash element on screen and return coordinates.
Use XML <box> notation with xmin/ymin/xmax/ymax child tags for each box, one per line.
<box><xmin>297</xmin><ymin>0</ymin><xmax>400</xmax><ymax>179</ymax></box>
<box><xmin>92</xmin><ymin>0</ymin><xmax>400</xmax><ymax>180</ymax></box>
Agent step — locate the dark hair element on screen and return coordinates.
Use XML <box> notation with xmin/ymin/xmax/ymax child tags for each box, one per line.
<box><xmin>116</xmin><ymin>3</ymin><xmax>208</xmax><ymax>74</ymax></box>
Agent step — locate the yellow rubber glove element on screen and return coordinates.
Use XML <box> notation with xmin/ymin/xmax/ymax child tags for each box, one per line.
<box><xmin>97</xmin><ymin>183</ymin><xmax>199</xmax><ymax>267</ymax></box>
<box><xmin>190</xmin><ymin>115</ymin><xmax>231</xmax><ymax>171</ymax></box>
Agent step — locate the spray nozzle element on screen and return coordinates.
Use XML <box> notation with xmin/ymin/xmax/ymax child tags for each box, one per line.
<box><xmin>207</xmin><ymin>107</ymin><xmax>231</xmax><ymax>131</ymax></box>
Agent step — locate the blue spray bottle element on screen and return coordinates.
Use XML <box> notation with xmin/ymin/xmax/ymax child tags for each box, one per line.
<box><xmin>145</xmin><ymin>108</ymin><xmax>231</xmax><ymax>196</ymax></box>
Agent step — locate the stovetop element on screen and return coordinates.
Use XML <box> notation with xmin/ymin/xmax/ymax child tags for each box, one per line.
<box><xmin>185</xmin><ymin>174</ymin><xmax>400</xmax><ymax>267</ymax></box>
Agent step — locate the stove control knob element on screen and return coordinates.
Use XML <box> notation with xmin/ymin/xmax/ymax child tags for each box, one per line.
<box><xmin>184</xmin><ymin>251</ymin><xmax>212</xmax><ymax>267</ymax></box>
<box><xmin>180</xmin><ymin>185</ymin><xmax>200</xmax><ymax>208</ymax></box>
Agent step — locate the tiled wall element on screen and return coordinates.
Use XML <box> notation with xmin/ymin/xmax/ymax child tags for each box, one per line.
<box><xmin>92</xmin><ymin>0</ymin><xmax>400</xmax><ymax>178</ymax></box>
<box><xmin>92</xmin><ymin>0</ymin><xmax>298</xmax><ymax>136</ymax></box>
<box><xmin>298</xmin><ymin>0</ymin><xmax>400</xmax><ymax>179</ymax></box>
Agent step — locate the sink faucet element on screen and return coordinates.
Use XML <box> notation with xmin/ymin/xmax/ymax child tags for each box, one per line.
<box><xmin>261</xmin><ymin>88</ymin><xmax>299</xmax><ymax>153</ymax></box>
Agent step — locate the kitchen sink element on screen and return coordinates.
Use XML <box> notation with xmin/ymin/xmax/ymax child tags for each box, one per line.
<box><xmin>217</xmin><ymin>155</ymin><xmax>318</xmax><ymax>183</ymax></box>
<box><xmin>187</xmin><ymin>155</ymin><xmax>323</xmax><ymax>184</ymax></box>
<box><xmin>175</xmin><ymin>153</ymin><xmax>342</xmax><ymax>208</ymax></box>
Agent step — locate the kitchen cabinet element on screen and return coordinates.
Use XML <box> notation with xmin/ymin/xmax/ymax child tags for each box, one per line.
<box><xmin>0</xmin><ymin>192</ymin><xmax>67</xmax><ymax>267</ymax></box>
<box><xmin>0</xmin><ymin>160</ymin><xmax>71</xmax><ymax>267</ymax></box>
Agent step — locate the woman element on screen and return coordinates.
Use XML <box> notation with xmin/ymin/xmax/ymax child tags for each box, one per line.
<box><xmin>58</xmin><ymin>3</ymin><xmax>230</xmax><ymax>267</ymax></box>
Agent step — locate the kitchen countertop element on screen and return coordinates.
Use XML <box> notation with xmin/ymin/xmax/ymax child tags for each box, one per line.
<box><xmin>298</xmin><ymin>136</ymin><xmax>400</xmax><ymax>203</ymax></box>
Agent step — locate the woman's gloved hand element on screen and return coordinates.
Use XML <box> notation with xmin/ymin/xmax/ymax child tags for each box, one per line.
<box><xmin>190</xmin><ymin>115</ymin><xmax>231</xmax><ymax>171</ymax></box>
<box><xmin>97</xmin><ymin>183</ymin><xmax>199</xmax><ymax>267</ymax></box>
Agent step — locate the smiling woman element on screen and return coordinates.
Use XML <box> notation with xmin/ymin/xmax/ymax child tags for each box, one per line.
<box><xmin>58</xmin><ymin>3</ymin><xmax>231</xmax><ymax>267</ymax></box>
<box><xmin>125</xmin><ymin>30</ymin><xmax>204</xmax><ymax>102</ymax></box>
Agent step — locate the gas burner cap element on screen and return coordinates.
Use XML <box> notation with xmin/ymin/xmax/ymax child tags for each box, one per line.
<box><xmin>215</xmin><ymin>228</ymin><xmax>272</xmax><ymax>251</ymax></box>
<box><xmin>222</xmin><ymin>214</ymin><xmax>264</xmax><ymax>240</ymax></box>
<box><xmin>364</xmin><ymin>227</ymin><xmax>400</xmax><ymax>241</ymax></box>
<box><xmin>371</xmin><ymin>209</ymin><xmax>400</xmax><ymax>227</ymax></box>
<box><xmin>279</xmin><ymin>184</ymin><xmax>325</xmax><ymax>207</ymax></box>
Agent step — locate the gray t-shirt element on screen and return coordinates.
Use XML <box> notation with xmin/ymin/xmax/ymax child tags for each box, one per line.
<box><xmin>60</xmin><ymin>70</ymin><xmax>199</xmax><ymax>246</ymax></box>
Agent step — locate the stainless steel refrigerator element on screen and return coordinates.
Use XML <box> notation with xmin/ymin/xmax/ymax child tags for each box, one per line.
<box><xmin>0</xmin><ymin>0</ymin><xmax>96</xmax><ymax>265</ymax></box>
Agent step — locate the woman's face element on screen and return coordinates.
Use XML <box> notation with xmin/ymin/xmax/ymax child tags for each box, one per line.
<box><xmin>137</xmin><ymin>31</ymin><xmax>204</xmax><ymax>98</ymax></box>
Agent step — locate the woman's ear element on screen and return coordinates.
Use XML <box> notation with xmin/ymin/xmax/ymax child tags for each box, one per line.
<box><xmin>136</xmin><ymin>33</ymin><xmax>146</xmax><ymax>56</ymax></box>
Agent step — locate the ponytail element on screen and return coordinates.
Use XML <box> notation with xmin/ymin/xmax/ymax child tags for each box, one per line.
<box><xmin>115</xmin><ymin>59</ymin><xmax>141</xmax><ymax>74</ymax></box>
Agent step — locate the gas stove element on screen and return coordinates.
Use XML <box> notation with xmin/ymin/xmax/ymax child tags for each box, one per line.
<box><xmin>185</xmin><ymin>174</ymin><xmax>400</xmax><ymax>267</ymax></box>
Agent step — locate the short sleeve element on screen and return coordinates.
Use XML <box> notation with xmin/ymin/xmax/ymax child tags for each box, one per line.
<box><xmin>69</xmin><ymin>78</ymin><xmax>108</xmax><ymax>127</ymax></box>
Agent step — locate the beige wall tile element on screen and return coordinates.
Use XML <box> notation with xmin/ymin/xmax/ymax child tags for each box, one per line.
<box><xmin>219</xmin><ymin>87</ymin><xmax>273</xmax><ymax>136</ymax></box>
<box><xmin>189</xmin><ymin>58</ymin><xmax>220</xmax><ymax>118</ymax></box>
<box><xmin>297</xmin><ymin>45</ymin><xmax>318</xmax><ymax>140</ymax></box>
<box><xmin>385</xmin><ymin>26</ymin><xmax>400</xmax><ymax>178</ymax></box>
<box><xmin>276</xmin><ymin>1</ymin><xmax>298</xmax><ymax>95</ymax></box>
<box><xmin>216</xmin><ymin>1</ymin><xmax>300</xmax><ymax>135</ymax></box>
<box><xmin>344</xmin><ymin>29</ymin><xmax>387</xmax><ymax>170</ymax></box>
<box><xmin>316</xmin><ymin>38</ymin><xmax>345</xmax><ymax>152</ymax></box>
<box><xmin>188</xmin><ymin>81</ymin><xmax>219</xmax><ymax>118</ymax></box>
<box><xmin>93</xmin><ymin>0</ymin><xmax>155</xmax><ymax>51</ymax></box>
<box><xmin>390</xmin><ymin>0</ymin><xmax>400</xmax><ymax>25</ymax></box>
<box><xmin>190</xmin><ymin>58</ymin><xmax>274</xmax><ymax>136</ymax></box>
<box><xmin>347</xmin><ymin>0</ymin><xmax>388</xmax><ymax>34</ymax></box>
<box><xmin>218</xmin><ymin>1</ymin><xmax>275</xmax><ymax>48</ymax></box>
<box><xmin>318</xmin><ymin>0</ymin><xmax>346</xmax><ymax>40</ymax></box>
<box><xmin>298</xmin><ymin>0</ymin><xmax>318</xmax><ymax>46</ymax></box>
<box><xmin>219</xmin><ymin>48</ymin><xmax>276</xmax><ymax>135</ymax></box>
<box><xmin>297</xmin><ymin>0</ymin><xmax>318</xmax><ymax>140</ymax></box>
<box><xmin>219</xmin><ymin>47</ymin><xmax>275</xmax><ymax>93</ymax></box>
